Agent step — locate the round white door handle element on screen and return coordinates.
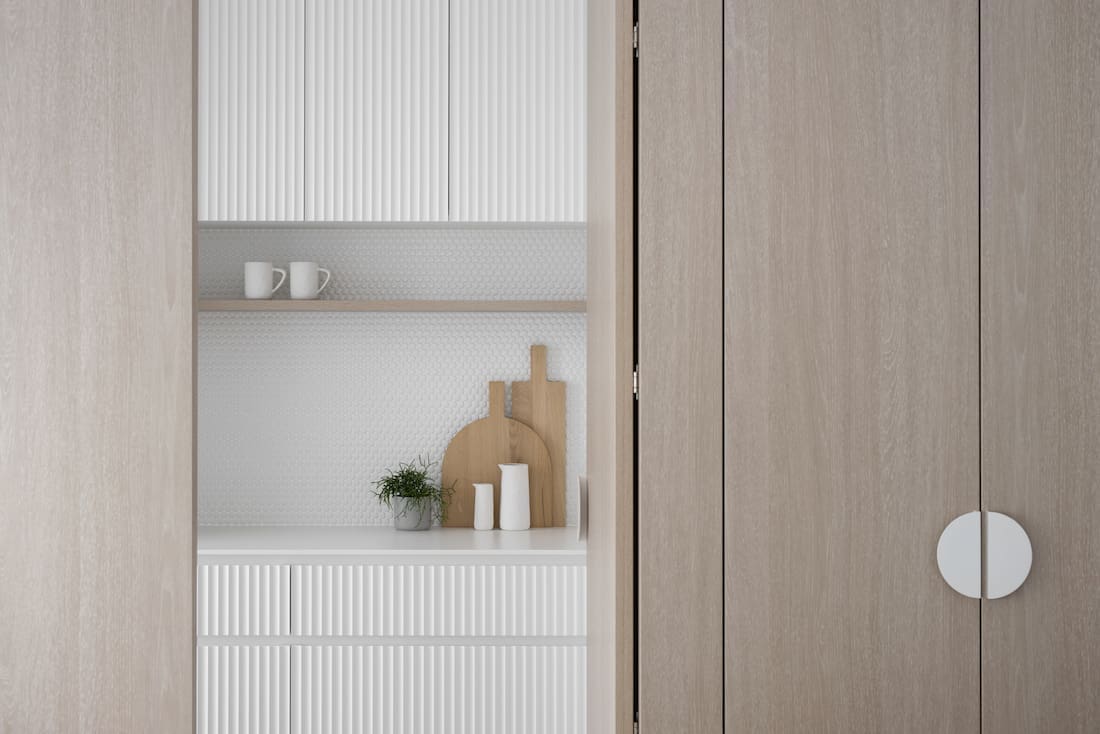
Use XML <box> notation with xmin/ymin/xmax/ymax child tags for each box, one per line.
<box><xmin>937</xmin><ymin>511</ymin><xmax>982</xmax><ymax>599</ymax></box>
<box><xmin>986</xmin><ymin>511</ymin><xmax>1032</xmax><ymax>599</ymax></box>
<box><xmin>937</xmin><ymin>511</ymin><xmax>1033</xmax><ymax>599</ymax></box>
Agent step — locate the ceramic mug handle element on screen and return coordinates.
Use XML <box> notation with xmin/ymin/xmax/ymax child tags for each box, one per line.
<box><xmin>271</xmin><ymin>267</ymin><xmax>287</xmax><ymax>295</ymax></box>
<box><xmin>316</xmin><ymin>268</ymin><xmax>331</xmax><ymax>295</ymax></box>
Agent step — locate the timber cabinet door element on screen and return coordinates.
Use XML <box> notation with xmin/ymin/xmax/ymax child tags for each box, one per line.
<box><xmin>640</xmin><ymin>1</ymin><xmax>1100</xmax><ymax>732</ymax></box>
<box><xmin>0</xmin><ymin>1</ymin><xmax>194</xmax><ymax>731</ymax></box>
<box><xmin>636</xmin><ymin>0</ymin><xmax>724</xmax><ymax>732</ymax></box>
<box><xmin>722</xmin><ymin>1</ymin><xmax>980</xmax><ymax>731</ymax></box>
<box><xmin>981</xmin><ymin>3</ymin><xmax>1100</xmax><ymax>731</ymax></box>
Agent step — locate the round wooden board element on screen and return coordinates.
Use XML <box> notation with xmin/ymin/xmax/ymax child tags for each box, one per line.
<box><xmin>441</xmin><ymin>382</ymin><xmax>554</xmax><ymax>528</ymax></box>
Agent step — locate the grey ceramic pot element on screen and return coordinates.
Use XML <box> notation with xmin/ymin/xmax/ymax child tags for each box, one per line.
<box><xmin>393</xmin><ymin>497</ymin><xmax>433</xmax><ymax>531</ymax></box>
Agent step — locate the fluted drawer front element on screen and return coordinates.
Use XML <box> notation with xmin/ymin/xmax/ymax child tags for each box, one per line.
<box><xmin>197</xmin><ymin>645</ymin><xmax>291</xmax><ymax>734</ymax></box>
<box><xmin>199</xmin><ymin>0</ymin><xmax>306</xmax><ymax>221</ymax></box>
<box><xmin>450</xmin><ymin>0</ymin><xmax>586</xmax><ymax>221</ymax></box>
<box><xmin>199</xmin><ymin>564</ymin><xmax>292</xmax><ymax>637</ymax></box>
<box><xmin>292</xmin><ymin>644</ymin><xmax>585</xmax><ymax>734</ymax></box>
<box><xmin>291</xmin><ymin>563</ymin><xmax>586</xmax><ymax>637</ymax></box>
<box><xmin>305</xmin><ymin>0</ymin><xmax>448</xmax><ymax>221</ymax></box>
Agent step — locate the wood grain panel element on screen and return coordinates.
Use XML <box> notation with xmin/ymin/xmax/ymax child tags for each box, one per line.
<box><xmin>585</xmin><ymin>0</ymin><xmax>635</xmax><ymax>730</ymax></box>
<box><xmin>724</xmin><ymin>2</ymin><xmax>979</xmax><ymax>731</ymax></box>
<box><xmin>637</xmin><ymin>0</ymin><xmax>724</xmax><ymax>731</ymax></box>
<box><xmin>981</xmin><ymin>3</ymin><xmax>1100</xmax><ymax>731</ymax></box>
<box><xmin>0</xmin><ymin>1</ymin><xmax>194</xmax><ymax>731</ymax></box>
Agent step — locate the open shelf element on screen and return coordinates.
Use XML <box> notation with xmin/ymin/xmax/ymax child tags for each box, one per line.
<box><xmin>199</xmin><ymin>299</ymin><xmax>587</xmax><ymax>313</ymax></box>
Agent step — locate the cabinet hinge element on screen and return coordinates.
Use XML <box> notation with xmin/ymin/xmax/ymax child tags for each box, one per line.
<box><xmin>633</xmin><ymin>721</ymin><xmax>640</xmax><ymax>734</ymax></box>
<box><xmin>633</xmin><ymin>365</ymin><xmax>639</xmax><ymax>399</ymax></box>
<box><xmin>633</xmin><ymin>22</ymin><xmax>639</xmax><ymax>58</ymax></box>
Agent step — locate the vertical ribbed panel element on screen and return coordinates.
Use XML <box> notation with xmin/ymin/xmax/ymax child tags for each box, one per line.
<box><xmin>291</xmin><ymin>564</ymin><xmax>586</xmax><ymax>637</ymax></box>
<box><xmin>197</xmin><ymin>645</ymin><xmax>291</xmax><ymax>734</ymax></box>
<box><xmin>450</xmin><ymin>0</ymin><xmax>586</xmax><ymax>222</ymax></box>
<box><xmin>198</xmin><ymin>564</ymin><xmax>292</xmax><ymax>636</ymax></box>
<box><xmin>199</xmin><ymin>0</ymin><xmax>305</xmax><ymax>221</ymax></box>
<box><xmin>305</xmin><ymin>0</ymin><xmax>448</xmax><ymax>221</ymax></box>
<box><xmin>291</xmin><ymin>645</ymin><xmax>585</xmax><ymax>734</ymax></box>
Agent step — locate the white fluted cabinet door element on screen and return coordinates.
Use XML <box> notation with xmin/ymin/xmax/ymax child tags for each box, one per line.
<box><xmin>199</xmin><ymin>0</ymin><xmax>306</xmax><ymax>221</ymax></box>
<box><xmin>197</xmin><ymin>645</ymin><xmax>292</xmax><ymax>734</ymax></box>
<box><xmin>291</xmin><ymin>563</ymin><xmax>586</xmax><ymax>637</ymax></box>
<box><xmin>305</xmin><ymin>0</ymin><xmax>449</xmax><ymax>221</ymax></box>
<box><xmin>450</xmin><ymin>0</ymin><xmax>586</xmax><ymax>222</ymax></box>
<box><xmin>291</xmin><ymin>645</ymin><xmax>585</xmax><ymax>734</ymax></box>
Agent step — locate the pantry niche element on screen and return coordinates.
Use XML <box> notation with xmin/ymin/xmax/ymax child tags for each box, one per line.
<box><xmin>195</xmin><ymin>1</ymin><xmax>592</xmax><ymax>731</ymax></box>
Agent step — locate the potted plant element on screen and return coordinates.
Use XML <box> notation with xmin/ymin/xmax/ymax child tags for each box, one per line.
<box><xmin>372</xmin><ymin>456</ymin><xmax>452</xmax><ymax>531</ymax></box>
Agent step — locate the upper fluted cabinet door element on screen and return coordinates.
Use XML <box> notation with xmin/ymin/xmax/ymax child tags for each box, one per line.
<box><xmin>450</xmin><ymin>0</ymin><xmax>586</xmax><ymax>222</ymax></box>
<box><xmin>199</xmin><ymin>0</ymin><xmax>306</xmax><ymax>221</ymax></box>
<box><xmin>305</xmin><ymin>0</ymin><xmax>449</xmax><ymax>221</ymax></box>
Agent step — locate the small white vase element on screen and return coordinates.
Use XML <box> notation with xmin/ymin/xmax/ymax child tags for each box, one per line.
<box><xmin>498</xmin><ymin>463</ymin><xmax>531</xmax><ymax>531</ymax></box>
<box><xmin>473</xmin><ymin>483</ymin><xmax>495</xmax><ymax>530</ymax></box>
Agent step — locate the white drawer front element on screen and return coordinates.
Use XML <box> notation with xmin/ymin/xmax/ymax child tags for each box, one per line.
<box><xmin>197</xmin><ymin>645</ymin><xmax>291</xmax><ymax>734</ymax></box>
<box><xmin>199</xmin><ymin>564</ymin><xmax>292</xmax><ymax>637</ymax></box>
<box><xmin>291</xmin><ymin>644</ymin><xmax>585</xmax><ymax>734</ymax></box>
<box><xmin>291</xmin><ymin>564</ymin><xmax>586</xmax><ymax>637</ymax></box>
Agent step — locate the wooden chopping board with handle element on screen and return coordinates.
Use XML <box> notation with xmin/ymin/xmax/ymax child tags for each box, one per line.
<box><xmin>511</xmin><ymin>345</ymin><xmax>566</xmax><ymax>526</ymax></box>
<box><xmin>442</xmin><ymin>381</ymin><xmax>553</xmax><ymax>528</ymax></box>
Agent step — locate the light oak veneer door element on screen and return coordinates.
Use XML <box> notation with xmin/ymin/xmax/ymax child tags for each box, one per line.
<box><xmin>637</xmin><ymin>0</ymin><xmax>724</xmax><ymax>731</ymax></box>
<box><xmin>724</xmin><ymin>1</ymin><xmax>979</xmax><ymax>731</ymax></box>
<box><xmin>0</xmin><ymin>1</ymin><xmax>194</xmax><ymax>731</ymax></box>
<box><xmin>981</xmin><ymin>3</ymin><xmax>1100</xmax><ymax>731</ymax></box>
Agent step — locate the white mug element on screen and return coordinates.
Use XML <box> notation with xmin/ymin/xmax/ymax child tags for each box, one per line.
<box><xmin>244</xmin><ymin>262</ymin><xmax>287</xmax><ymax>299</ymax></box>
<box><xmin>289</xmin><ymin>261</ymin><xmax>331</xmax><ymax>299</ymax></box>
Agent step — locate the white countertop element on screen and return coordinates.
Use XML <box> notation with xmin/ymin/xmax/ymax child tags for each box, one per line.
<box><xmin>198</xmin><ymin>525</ymin><xmax>586</xmax><ymax>557</ymax></box>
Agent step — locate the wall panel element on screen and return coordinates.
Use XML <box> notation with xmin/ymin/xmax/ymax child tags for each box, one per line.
<box><xmin>198</xmin><ymin>224</ymin><xmax>586</xmax><ymax>300</ymax></box>
<box><xmin>198</xmin><ymin>311</ymin><xmax>586</xmax><ymax>526</ymax></box>
<box><xmin>0</xmin><ymin>1</ymin><xmax>193</xmax><ymax>730</ymax></box>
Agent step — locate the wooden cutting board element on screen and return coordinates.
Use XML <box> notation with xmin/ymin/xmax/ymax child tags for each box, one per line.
<box><xmin>442</xmin><ymin>381</ymin><xmax>554</xmax><ymax>528</ymax></box>
<box><xmin>511</xmin><ymin>345</ymin><xmax>567</xmax><ymax>526</ymax></box>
